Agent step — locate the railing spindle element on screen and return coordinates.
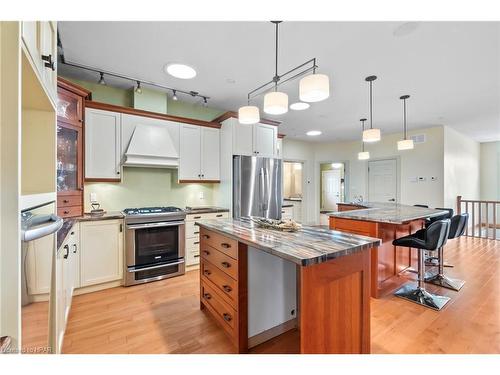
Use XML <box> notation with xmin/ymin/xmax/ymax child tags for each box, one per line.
<box><xmin>465</xmin><ymin>201</ymin><xmax>469</xmax><ymax>236</ymax></box>
<box><xmin>472</xmin><ymin>202</ymin><xmax>475</xmax><ymax>237</ymax></box>
<box><xmin>485</xmin><ymin>203</ymin><xmax>489</xmax><ymax>239</ymax></box>
<box><xmin>494</xmin><ymin>203</ymin><xmax>497</xmax><ymax>241</ymax></box>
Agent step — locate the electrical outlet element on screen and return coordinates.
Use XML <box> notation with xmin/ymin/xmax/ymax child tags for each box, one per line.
<box><xmin>90</xmin><ymin>192</ymin><xmax>97</xmax><ymax>203</ymax></box>
<box><xmin>199</xmin><ymin>191</ymin><xmax>204</xmax><ymax>200</ymax></box>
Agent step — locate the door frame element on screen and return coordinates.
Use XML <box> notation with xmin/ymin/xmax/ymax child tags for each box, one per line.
<box><xmin>316</xmin><ymin>160</ymin><xmax>350</xmax><ymax>223</ymax></box>
<box><xmin>321</xmin><ymin>169</ymin><xmax>343</xmax><ymax>210</ymax></box>
<box><xmin>283</xmin><ymin>159</ymin><xmax>307</xmax><ymax>223</ymax></box>
<box><xmin>366</xmin><ymin>157</ymin><xmax>401</xmax><ymax>203</ymax></box>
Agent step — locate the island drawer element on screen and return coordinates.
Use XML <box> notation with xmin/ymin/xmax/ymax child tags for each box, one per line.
<box><xmin>201</xmin><ymin>260</ymin><xmax>238</xmax><ymax>307</ymax></box>
<box><xmin>201</xmin><ymin>281</ymin><xmax>237</xmax><ymax>334</ymax></box>
<box><xmin>200</xmin><ymin>228</ymin><xmax>238</xmax><ymax>259</ymax></box>
<box><xmin>200</xmin><ymin>244</ymin><xmax>238</xmax><ymax>280</ymax></box>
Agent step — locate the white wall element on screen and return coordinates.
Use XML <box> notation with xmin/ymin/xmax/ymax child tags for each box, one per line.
<box><xmin>284</xmin><ymin>126</ymin><xmax>447</xmax><ymax>224</ymax></box>
<box><xmin>443</xmin><ymin>126</ymin><xmax>481</xmax><ymax>210</ymax></box>
<box><xmin>480</xmin><ymin>141</ymin><xmax>500</xmax><ymax>201</ymax></box>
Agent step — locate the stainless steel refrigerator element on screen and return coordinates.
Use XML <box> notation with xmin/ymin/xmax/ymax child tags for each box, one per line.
<box><xmin>233</xmin><ymin>155</ymin><xmax>282</xmax><ymax>219</ymax></box>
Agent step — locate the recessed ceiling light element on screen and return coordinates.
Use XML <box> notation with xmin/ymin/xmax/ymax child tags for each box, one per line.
<box><xmin>290</xmin><ymin>102</ymin><xmax>310</xmax><ymax>111</ymax></box>
<box><xmin>226</xmin><ymin>78</ymin><xmax>236</xmax><ymax>84</ymax></box>
<box><xmin>164</xmin><ymin>63</ymin><xmax>197</xmax><ymax>79</ymax></box>
<box><xmin>306</xmin><ymin>130</ymin><xmax>322</xmax><ymax>136</ymax></box>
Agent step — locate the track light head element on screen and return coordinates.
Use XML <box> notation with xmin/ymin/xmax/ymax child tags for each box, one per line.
<box><xmin>202</xmin><ymin>97</ymin><xmax>208</xmax><ymax>107</ymax></box>
<box><xmin>135</xmin><ymin>81</ymin><xmax>142</xmax><ymax>94</ymax></box>
<box><xmin>172</xmin><ymin>90</ymin><xmax>178</xmax><ymax>101</ymax></box>
<box><xmin>98</xmin><ymin>72</ymin><xmax>106</xmax><ymax>85</ymax></box>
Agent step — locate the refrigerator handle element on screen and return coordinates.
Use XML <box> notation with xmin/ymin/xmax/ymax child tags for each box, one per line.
<box><xmin>262</xmin><ymin>168</ymin><xmax>269</xmax><ymax>214</ymax></box>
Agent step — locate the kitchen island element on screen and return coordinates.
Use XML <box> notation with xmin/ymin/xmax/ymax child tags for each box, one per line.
<box><xmin>196</xmin><ymin>218</ymin><xmax>380</xmax><ymax>354</ymax></box>
<box><xmin>329</xmin><ymin>202</ymin><xmax>448</xmax><ymax>298</ymax></box>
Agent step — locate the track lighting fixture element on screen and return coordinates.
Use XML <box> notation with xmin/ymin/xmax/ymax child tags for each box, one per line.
<box><xmin>135</xmin><ymin>81</ymin><xmax>142</xmax><ymax>94</ymax></box>
<box><xmin>98</xmin><ymin>72</ymin><xmax>106</xmax><ymax>85</ymax></box>
<box><xmin>172</xmin><ymin>90</ymin><xmax>178</xmax><ymax>101</ymax></box>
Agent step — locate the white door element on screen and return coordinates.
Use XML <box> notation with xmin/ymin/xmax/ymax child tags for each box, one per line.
<box><xmin>253</xmin><ymin>123</ymin><xmax>277</xmax><ymax>157</ymax></box>
<box><xmin>80</xmin><ymin>220</ymin><xmax>123</xmax><ymax>287</ymax></box>
<box><xmin>85</xmin><ymin>108</ymin><xmax>121</xmax><ymax>179</ymax></box>
<box><xmin>179</xmin><ymin>124</ymin><xmax>201</xmax><ymax>180</ymax></box>
<box><xmin>232</xmin><ymin>121</ymin><xmax>254</xmax><ymax>156</ymax></box>
<box><xmin>368</xmin><ymin>159</ymin><xmax>398</xmax><ymax>203</ymax></box>
<box><xmin>200</xmin><ymin>127</ymin><xmax>220</xmax><ymax>180</ymax></box>
<box><xmin>322</xmin><ymin>169</ymin><xmax>342</xmax><ymax>210</ymax></box>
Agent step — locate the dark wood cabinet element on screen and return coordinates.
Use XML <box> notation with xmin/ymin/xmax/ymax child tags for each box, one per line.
<box><xmin>56</xmin><ymin>78</ymin><xmax>91</xmax><ymax>218</ymax></box>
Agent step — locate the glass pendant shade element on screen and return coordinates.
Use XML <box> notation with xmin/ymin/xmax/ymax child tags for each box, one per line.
<box><xmin>363</xmin><ymin>128</ymin><xmax>381</xmax><ymax>143</ymax></box>
<box><xmin>238</xmin><ymin>105</ymin><xmax>260</xmax><ymax>124</ymax></box>
<box><xmin>264</xmin><ymin>91</ymin><xmax>288</xmax><ymax>115</ymax></box>
<box><xmin>299</xmin><ymin>74</ymin><xmax>330</xmax><ymax>102</ymax></box>
<box><xmin>397</xmin><ymin>139</ymin><xmax>414</xmax><ymax>150</ymax></box>
<box><xmin>358</xmin><ymin>151</ymin><xmax>370</xmax><ymax>160</ymax></box>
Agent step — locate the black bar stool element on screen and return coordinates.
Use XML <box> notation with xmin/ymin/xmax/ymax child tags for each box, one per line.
<box><xmin>425</xmin><ymin>208</ymin><xmax>454</xmax><ymax>267</ymax></box>
<box><xmin>393</xmin><ymin>219</ymin><xmax>451</xmax><ymax>310</ymax></box>
<box><xmin>425</xmin><ymin>213</ymin><xmax>468</xmax><ymax>291</ymax></box>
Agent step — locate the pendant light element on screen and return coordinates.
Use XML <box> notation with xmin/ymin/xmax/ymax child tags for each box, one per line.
<box><xmin>397</xmin><ymin>95</ymin><xmax>414</xmax><ymax>150</ymax></box>
<box><xmin>299</xmin><ymin>72</ymin><xmax>329</xmax><ymax>102</ymax></box>
<box><xmin>363</xmin><ymin>76</ymin><xmax>381</xmax><ymax>142</ymax></box>
<box><xmin>358</xmin><ymin>118</ymin><xmax>370</xmax><ymax>160</ymax></box>
<box><xmin>263</xmin><ymin>22</ymin><xmax>288</xmax><ymax>115</ymax></box>
<box><xmin>238</xmin><ymin>104</ymin><xmax>260</xmax><ymax>124</ymax></box>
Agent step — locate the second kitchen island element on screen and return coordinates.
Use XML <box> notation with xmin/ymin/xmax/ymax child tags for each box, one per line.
<box><xmin>196</xmin><ymin>218</ymin><xmax>380</xmax><ymax>354</ymax></box>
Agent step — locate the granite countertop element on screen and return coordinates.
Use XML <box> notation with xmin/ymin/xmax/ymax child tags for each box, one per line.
<box><xmin>185</xmin><ymin>206</ymin><xmax>230</xmax><ymax>214</ymax></box>
<box><xmin>57</xmin><ymin>211</ymin><xmax>124</xmax><ymax>249</ymax></box>
<box><xmin>328</xmin><ymin>202</ymin><xmax>448</xmax><ymax>224</ymax></box>
<box><xmin>196</xmin><ymin>218</ymin><xmax>380</xmax><ymax>266</ymax></box>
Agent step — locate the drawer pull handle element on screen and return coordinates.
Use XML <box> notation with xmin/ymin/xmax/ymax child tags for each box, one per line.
<box><xmin>216</xmin><ymin>214</ymin><xmax>223</xmax><ymax>217</ymax></box>
<box><xmin>194</xmin><ymin>231</ymin><xmax>200</xmax><ymax>234</ymax></box>
<box><xmin>222</xmin><ymin>285</ymin><xmax>232</xmax><ymax>293</ymax></box>
<box><xmin>194</xmin><ymin>255</ymin><xmax>200</xmax><ymax>258</ymax></box>
<box><xmin>221</xmin><ymin>243</ymin><xmax>231</xmax><ymax>249</ymax></box>
<box><xmin>203</xmin><ymin>293</ymin><xmax>212</xmax><ymax>300</ymax></box>
<box><xmin>194</xmin><ymin>241</ymin><xmax>200</xmax><ymax>245</ymax></box>
<box><xmin>202</xmin><ymin>250</ymin><xmax>210</xmax><ymax>255</ymax></box>
<box><xmin>194</xmin><ymin>216</ymin><xmax>202</xmax><ymax>219</ymax></box>
<box><xmin>204</xmin><ymin>270</ymin><xmax>211</xmax><ymax>276</ymax></box>
<box><xmin>63</xmin><ymin>244</ymin><xmax>69</xmax><ymax>259</ymax></box>
<box><xmin>221</xmin><ymin>261</ymin><xmax>231</xmax><ymax>268</ymax></box>
<box><xmin>72</xmin><ymin>244</ymin><xmax>77</xmax><ymax>254</ymax></box>
<box><xmin>202</xmin><ymin>234</ymin><xmax>210</xmax><ymax>239</ymax></box>
<box><xmin>223</xmin><ymin>313</ymin><xmax>232</xmax><ymax>322</ymax></box>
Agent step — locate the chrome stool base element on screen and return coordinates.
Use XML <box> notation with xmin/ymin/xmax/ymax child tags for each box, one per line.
<box><xmin>425</xmin><ymin>256</ymin><xmax>454</xmax><ymax>268</ymax></box>
<box><xmin>394</xmin><ymin>283</ymin><xmax>451</xmax><ymax>311</ymax></box>
<box><xmin>425</xmin><ymin>273</ymin><xmax>465</xmax><ymax>291</ymax></box>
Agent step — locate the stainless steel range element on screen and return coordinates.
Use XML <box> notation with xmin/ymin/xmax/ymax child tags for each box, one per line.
<box><xmin>123</xmin><ymin>206</ymin><xmax>186</xmax><ymax>286</ymax></box>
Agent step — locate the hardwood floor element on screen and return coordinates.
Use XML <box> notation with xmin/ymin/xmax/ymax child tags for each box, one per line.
<box><xmin>59</xmin><ymin>236</ymin><xmax>499</xmax><ymax>354</ymax></box>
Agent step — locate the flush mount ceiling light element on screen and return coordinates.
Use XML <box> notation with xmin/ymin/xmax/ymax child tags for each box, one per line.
<box><xmin>290</xmin><ymin>102</ymin><xmax>310</xmax><ymax>111</ymax></box>
<box><xmin>164</xmin><ymin>63</ymin><xmax>197</xmax><ymax>79</ymax></box>
<box><xmin>363</xmin><ymin>75</ymin><xmax>381</xmax><ymax>143</ymax></box>
<box><xmin>237</xmin><ymin>21</ymin><xmax>329</xmax><ymax>124</ymax></box>
<box><xmin>306</xmin><ymin>130</ymin><xmax>322</xmax><ymax>136</ymax></box>
<box><xmin>358</xmin><ymin>118</ymin><xmax>370</xmax><ymax>160</ymax></box>
<box><xmin>397</xmin><ymin>95</ymin><xmax>415</xmax><ymax>151</ymax></box>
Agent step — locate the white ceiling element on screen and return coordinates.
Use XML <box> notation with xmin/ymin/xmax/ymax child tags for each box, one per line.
<box><xmin>58</xmin><ymin>21</ymin><xmax>500</xmax><ymax>142</ymax></box>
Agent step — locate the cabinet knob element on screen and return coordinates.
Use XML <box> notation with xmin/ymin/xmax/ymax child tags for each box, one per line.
<box><xmin>223</xmin><ymin>313</ymin><xmax>232</xmax><ymax>322</ymax></box>
<box><xmin>116</xmin><ymin>171</ymin><xmax>120</xmax><ymax>175</ymax></box>
<box><xmin>221</xmin><ymin>261</ymin><xmax>231</xmax><ymax>268</ymax></box>
<box><xmin>203</xmin><ymin>293</ymin><xmax>212</xmax><ymax>300</ymax></box>
<box><xmin>202</xmin><ymin>250</ymin><xmax>210</xmax><ymax>256</ymax></box>
<box><xmin>202</xmin><ymin>234</ymin><xmax>210</xmax><ymax>239</ymax></box>
<box><xmin>63</xmin><ymin>210</ymin><xmax>69</xmax><ymax>214</ymax></box>
<box><xmin>220</xmin><ymin>243</ymin><xmax>231</xmax><ymax>249</ymax></box>
<box><xmin>222</xmin><ymin>285</ymin><xmax>232</xmax><ymax>293</ymax></box>
<box><xmin>63</xmin><ymin>199</ymin><xmax>69</xmax><ymax>203</ymax></box>
<box><xmin>203</xmin><ymin>269</ymin><xmax>211</xmax><ymax>276</ymax></box>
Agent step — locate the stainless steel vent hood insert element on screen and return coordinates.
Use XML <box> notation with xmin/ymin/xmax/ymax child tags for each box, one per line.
<box><xmin>123</xmin><ymin>124</ymin><xmax>179</xmax><ymax>168</ymax></box>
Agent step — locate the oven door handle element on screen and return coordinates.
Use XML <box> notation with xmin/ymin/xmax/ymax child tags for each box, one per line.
<box><xmin>126</xmin><ymin>221</ymin><xmax>185</xmax><ymax>230</ymax></box>
<box><xmin>127</xmin><ymin>259</ymin><xmax>185</xmax><ymax>273</ymax></box>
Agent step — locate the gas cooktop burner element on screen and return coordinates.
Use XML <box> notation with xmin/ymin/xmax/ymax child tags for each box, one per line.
<box><xmin>123</xmin><ymin>206</ymin><xmax>183</xmax><ymax>215</ymax></box>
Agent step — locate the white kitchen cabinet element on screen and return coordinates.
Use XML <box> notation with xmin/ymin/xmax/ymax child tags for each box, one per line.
<box><xmin>85</xmin><ymin>108</ymin><xmax>122</xmax><ymax>180</ymax></box>
<box><xmin>25</xmin><ymin>234</ymin><xmax>54</xmax><ymax>296</ymax></box>
<box><xmin>201</xmin><ymin>127</ymin><xmax>220</xmax><ymax>180</ymax></box>
<box><xmin>185</xmin><ymin>211</ymin><xmax>229</xmax><ymax>266</ymax></box>
<box><xmin>179</xmin><ymin>124</ymin><xmax>220</xmax><ymax>181</ymax></box>
<box><xmin>253</xmin><ymin>123</ymin><xmax>277</xmax><ymax>157</ymax></box>
<box><xmin>232</xmin><ymin>121</ymin><xmax>277</xmax><ymax>158</ymax></box>
<box><xmin>79</xmin><ymin>220</ymin><xmax>123</xmax><ymax>287</ymax></box>
<box><xmin>21</xmin><ymin>21</ymin><xmax>57</xmax><ymax>105</ymax></box>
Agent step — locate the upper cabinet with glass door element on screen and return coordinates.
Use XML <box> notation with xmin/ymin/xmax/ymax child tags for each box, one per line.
<box><xmin>21</xmin><ymin>21</ymin><xmax>57</xmax><ymax>106</ymax></box>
